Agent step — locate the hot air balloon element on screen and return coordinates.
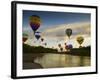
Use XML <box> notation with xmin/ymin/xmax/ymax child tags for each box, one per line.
<box><xmin>65</xmin><ymin>45</ymin><xmax>68</xmax><ymax>50</ymax></box>
<box><xmin>64</xmin><ymin>43</ymin><xmax>67</xmax><ymax>46</ymax></box>
<box><xmin>76</xmin><ymin>36</ymin><xmax>84</xmax><ymax>48</ymax></box>
<box><xmin>44</xmin><ymin>43</ymin><xmax>47</xmax><ymax>46</ymax></box>
<box><xmin>23</xmin><ymin>33</ymin><xmax>28</xmax><ymax>43</ymax></box>
<box><xmin>65</xmin><ymin>44</ymin><xmax>73</xmax><ymax>52</ymax></box>
<box><xmin>60</xmin><ymin>47</ymin><xmax>63</xmax><ymax>52</ymax></box>
<box><xmin>58</xmin><ymin>44</ymin><xmax>61</xmax><ymax>48</ymax></box>
<box><xmin>66</xmin><ymin>28</ymin><xmax>72</xmax><ymax>39</ymax></box>
<box><xmin>29</xmin><ymin>15</ymin><xmax>41</xmax><ymax>33</ymax></box>
<box><xmin>68</xmin><ymin>44</ymin><xmax>73</xmax><ymax>49</ymax></box>
<box><xmin>34</xmin><ymin>32</ymin><xmax>41</xmax><ymax>40</ymax></box>
<box><xmin>41</xmin><ymin>38</ymin><xmax>44</xmax><ymax>42</ymax></box>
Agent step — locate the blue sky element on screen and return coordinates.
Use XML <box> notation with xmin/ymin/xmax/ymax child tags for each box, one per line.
<box><xmin>23</xmin><ymin>10</ymin><xmax>90</xmax><ymax>30</ymax></box>
<box><xmin>23</xmin><ymin>10</ymin><xmax>91</xmax><ymax>49</ymax></box>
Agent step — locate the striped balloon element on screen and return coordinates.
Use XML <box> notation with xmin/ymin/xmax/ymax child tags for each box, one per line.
<box><xmin>29</xmin><ymin>15</ymin><xmax>41</xmax><ymax>32</ymax></box>
<box><xmin>34</xmin><ymin>32</ymin><xmax>41</xmax><ymax>40</ymax></box>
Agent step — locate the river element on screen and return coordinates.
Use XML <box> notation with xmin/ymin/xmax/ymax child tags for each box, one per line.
<box><xmin>34</xmin><ymin>53</ymin><xmax>90</xmax><ymax>68</ymax></box>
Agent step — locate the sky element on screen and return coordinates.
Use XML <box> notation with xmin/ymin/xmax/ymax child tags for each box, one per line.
<box><xmin>23</xmin><ymin>10</ymin><xmax>91</xmax><ymax>50</ymax></box>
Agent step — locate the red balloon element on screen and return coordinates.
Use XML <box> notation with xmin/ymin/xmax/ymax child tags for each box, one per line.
<box><xmin>23</xmin><ymin>37</ymin><xmax>27</xmax><ymax>43</ymax></box>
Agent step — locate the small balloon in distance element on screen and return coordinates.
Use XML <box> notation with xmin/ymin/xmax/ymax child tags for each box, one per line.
<box><xmin>76</xmin><ymin>36</ymin><xmax>84</xmax><ymax>45</ymax></box>
<box><xmin>34</xmin><ymin>32</ymin><xmax>41</xmax><ymax>40</ymax></box>
<box><xmin>23</xmin><ymin>33</ymin><xmax>28</xmax><ymax>42</ymax></box>
<box><xmin>66</xmin><ymin>28</ymin><xmax>72</xmax><ymax>39</ymax></box>
<box><xmin>41</xmin><ymin>38</ymin><xmax>44</xmax><ymax>42</ymax></box>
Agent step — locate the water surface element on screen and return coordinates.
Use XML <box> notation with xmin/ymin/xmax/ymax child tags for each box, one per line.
<box><xmin>34</xmin><ymin>53</ymin><xmax>91</xmax><ymax>68</ymax></box>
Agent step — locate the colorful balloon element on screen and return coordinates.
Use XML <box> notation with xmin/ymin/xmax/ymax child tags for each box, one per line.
<box><xmin>66</xmin><ymin>28</ymin><xmax>72</xmax><ymax>39</ymax></box>
<box><xmin>34</xmin><ymin>32</ymin><xmax>41</xmax><ymax>40</ymax></box>
<box><xmin>65</xmin><ymin>44</ymin><xmax>73</xmax><ymax>50</ymax></box>
<box><xmin>23</xmin><ymin>33</ymin><xmax>28</xmax><ymax>43</ymax></box>
<box><xmin>65</xmin><ymin>45</ymin><xmax>68</xmax><ymax>50</ymax></box>
<box><xmin>77</xmin><ymin>36</ymin><xmax>84</xmax><ymax>46</ymax></box>
<box><xmin>68</xmin><ymin>44</ymin><xmax>73</xmax><ymax>49</ymax></box>
<box><xmin>29</xmin><ymin>15</ymin><xmax>41</xmax><ymax>32</ymax></box>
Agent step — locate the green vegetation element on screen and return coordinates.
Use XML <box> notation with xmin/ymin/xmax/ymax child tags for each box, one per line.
<box><xmin>69</xmin><ymin>46</ymin><xmax>91</xmax><ymax>56</ymax></box>
<box><xmin>23</xmin><ymin>44</ymin><xmax>58</xmax><ymax>53</ymax></box>
<box><xmin>23</xmin><ymin>44</ymin><xmax>90</xmax><ymax>56</ymax></box>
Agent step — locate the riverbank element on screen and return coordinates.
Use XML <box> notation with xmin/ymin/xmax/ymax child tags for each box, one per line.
<box><xmin>23</xmin><ymin>62</ymin><xmax>43</xmax><ymax>69</ymax></box>
<box><xmin>23</xmin><ymin>44</ymin><xmax>90</xmax><ymax>56</ymax></box>
<box><xmin>23</xmin><ymin>53</ymin><xmax>44</xmax><ymax>69</ymax></box>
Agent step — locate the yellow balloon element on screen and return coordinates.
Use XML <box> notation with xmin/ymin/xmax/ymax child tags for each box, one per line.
<box><xmin>76</xmin><ymin>36</ymin><xmax>84</xmax><ymax>45</ymax></box>
<box><xmin>30</xmin><ymin>16</ymin><xmax>41</xmax><ymax>24</ymax></box>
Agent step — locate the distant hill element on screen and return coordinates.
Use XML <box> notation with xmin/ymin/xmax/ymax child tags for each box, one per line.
<box><xmin>68</xmin><ymin>46</ymin><xmax>91</xmax><ymax>56</ymax></box>
<box><xmin>23</xmin><ymin>44</ymin><xmax>58</xmax><ymax>53</ymax></box>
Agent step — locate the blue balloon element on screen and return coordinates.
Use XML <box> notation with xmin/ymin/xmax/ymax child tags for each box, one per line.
<box><xmin>34</xmin><ymin>32</ymin><xmax>41</xmax><ymax>40</ymax></box>
<box><xmin>68</xmin><ymin>44</ymin><xmax>73</xmax><ymax>49</ymax></box>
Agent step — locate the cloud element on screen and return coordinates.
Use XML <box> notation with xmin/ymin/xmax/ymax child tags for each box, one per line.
<box><xmin>23</xmin><ymin>26</ymin><xmax>35</xmax><ymax>39</ymax></box>
<box><xmin>24</xmin><ymin>22</ymin><xmax>91</xmax><ymax>48</ymax></box>
<box><xmin>42</xmin><ymin>22</ymin><xmax>90</xmax><ymax>40</ymax></box>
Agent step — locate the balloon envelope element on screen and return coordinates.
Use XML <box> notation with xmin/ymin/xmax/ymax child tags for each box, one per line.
<box><xmin>35</xmin><ymin>32</ymin><xmax>41</xmax><ymax>40</ymax></box>
<box><xmin>68</xmin><ymin>44</ymin><xmax>73</xmax><ymax>49</ymax></box>
<box><xmin>77</xmin><ymin>36</ymin><xmax>84</xmax><ymax>45</ymax></box>
<box><xmin>65</xmin><ymin>45</ymin><xmax>68</xmax><ymax>49</ymax></box>
<box><xmin>44</xmin><ymin>43</ymin><xmax>47</xmax><ymax>46</ymax></box>
<box><xmin>23</xmin><ymin>33</ymin><xmax>28</xmax><ymax>42</ymax></box>
<box><xmin>65</xmin><ymin>44</ymin><xmax>73</xmax><ymax>49</ymax></box>
<box><xmin>60</xmin><ymin>47</ymin><xmax>63</xmax><ymax>51</ymax></box>
<box><xmin>29</xmin><ymin>15</ymin><xmax>41</xmax><ymax>32</ymax></box>
<box><xmin>23</xmin><ymin>38</ymin><xmax>27</xmax><ymax>42</ymax></box>
<box><xmin>58</xmin><ymin>44</ymin><xmax>61</xmax><ymax>48</ymax></box>
<box><xmin>41</xmin><ymin>38</ymin><xmax>44</xmax><ymax>42</ymax></box>
<box><xmin>66</xmin><ymin>28</ymin><xmax>72</xmax><ymax>38</ymax></box>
